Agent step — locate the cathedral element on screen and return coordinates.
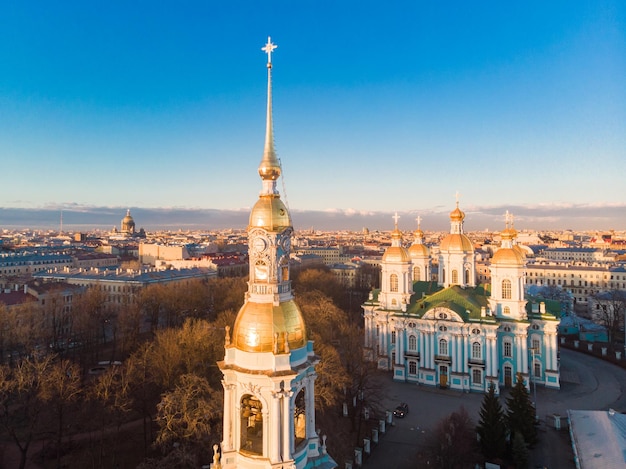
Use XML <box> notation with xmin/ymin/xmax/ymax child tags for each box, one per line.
<box><xmin>216</xmin><ymin>38</ymin><xmax>336</xmax><ymax>469</ymax></box>
<box><xmin>363</xmin><ymin>205</ymin><xmax>560</xmax><ymax>394</ymax></box>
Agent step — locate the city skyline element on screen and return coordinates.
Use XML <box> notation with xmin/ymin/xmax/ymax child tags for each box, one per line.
<box><xmin>1</xmin><ymin>2</ymin><xmax>625</xmax><ymax>231</ymax></box>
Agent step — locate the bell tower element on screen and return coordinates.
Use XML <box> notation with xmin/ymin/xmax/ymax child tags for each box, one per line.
<box><xmin>217</xmin><ymin>38</ymin><xmax>336</xmax><ymax>469</ymax></box>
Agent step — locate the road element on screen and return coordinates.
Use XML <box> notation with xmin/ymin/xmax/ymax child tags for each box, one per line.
<box><xmin>363</xmin><ymin>348</ymin><xmax>626</xmax><ymax>469</ymax></box>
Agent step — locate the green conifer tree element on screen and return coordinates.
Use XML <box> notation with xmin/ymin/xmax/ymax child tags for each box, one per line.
<box><xmin>506</xmin><ymin>373</ymin><xmax>538</xmax><ymax>448</ymax></box>
<box><xmin>476</xmin><ymin>382</ymin><xmax>507</xmax><ymax>461</ymax></box>
<box><xmin>511</xmin><ymin>431</ymin><xmax>529</xmax><ymax>468</ymax></box>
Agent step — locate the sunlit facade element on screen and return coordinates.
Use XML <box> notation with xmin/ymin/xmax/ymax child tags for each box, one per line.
<box><xmin>363</xmin><ymin>208</ymin><xmax>560</xmax><ymax>393</ymax></box>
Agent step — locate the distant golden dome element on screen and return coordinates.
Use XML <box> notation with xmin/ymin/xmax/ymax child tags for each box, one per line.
<box><xmin>231</xmin><ymin>299</ymin><xmax>307</xmax><ymax>353</ymax></box>
<box><xmin>249</xmin><ymin>195</ymin><xmax>291</xmax><ymax>231</ymax></box>
<box><xmin>439</xmin><ymin>233</ymin><xmax>473</xmax><ymax>252</ymax></box>
<box><xmin>492</xmin><ymin>247</ymin><xmax>525</xmax><ymax>265</ymax></box>
<box><xmin>450</xmin><ymin>205</ymin><xmax>465</xmax><ymax>222</ymax></box>
<box><xmin>383</xmin><ymin>246</ymin><xmax>411</xmax><ymax>263</ymax></box>
<box><xmin>501</xmin><ymin>227</ymin><xmax>517</xmax><ymax>240</ymax></box>
<box><xmin>409</xmin><ymin>243</ymin><xmax>429</xmax><ymax>258</ymax></box>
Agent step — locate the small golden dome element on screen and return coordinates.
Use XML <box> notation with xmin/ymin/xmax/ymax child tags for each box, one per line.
<box><xmin>450</xmin><ymin>205</ymin><xmax>465</xmax><ymax>222</ymax></box>
<box><xmin>492</xmin><ymin>247</ymin><xmax>525</xmax><ymax>265</ymax></box>
<box><xmin>439</xmin><ymin>233</ymin><xmax>474</xmax><ymax>252</ymax></box>
<box><xmin>249</xmin><ymin>195</ymin><xmax>291</xmax><ymax>231</ymax></box>
<box><xmin>409</xmin><ymin>243</ymin><xmax>429</xmax><ymax>258</ymax></box>
<box><xmin>231</xmin><ymin>299</ymin><xmax>307</xmax><ymax>352</ymax></box>
<box><xmin>382</xmin><ymin>246</ymin><xmax>411</xmax><ymax>263</ymax></box>
<box><xmin>501</xmin><ymin>227</ymin><xmax>517</xmax><ymax>240</ymax></box>
<box><xmin>258</xmin><ymin>160</ymin><xmax>281</xmax><ymax>181</ymax></box>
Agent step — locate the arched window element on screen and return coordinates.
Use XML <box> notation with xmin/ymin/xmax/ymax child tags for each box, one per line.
<box><xmin>408</xmin><ymin>335</ymin><xmax>417</xmax><ymax>351</ymax></box>
<box><xmin>439</xmin><ymin>339</ymin><xmax>448</xmax><ymax>356</ymax></box>
<box><xmin>503</xmin><ymin>306</ymin><xmax>511</xmax><ymax>316</ymax></box>
<box><xmin>451</xmin><ymin>270</ymin><xmax>459</xmax><ymax>284</ymax></box>
<box><xmin>294</xmin><ymin>389</ymin><xmax>306</xmax><ymax>447</ymax></box>
<box><xmin>502</xmin><ymin>279</ymin><xmax>512</xmax><ymax>299</ymax></box>
<box><xmin>503</xmin><ymin>340</ymin><xmax>512</xmax><ymax>358</ymax></box>
<box><xmin>472</xmin><ymin>342</ymin><xmax>481</xmax><ymax>360</ymax></box>
<box><xmin>531</xmin><ymin>337</ymin><xmax>540</xmax><ymax>352</ymax></box>
<box><xmin>413</xmin><ymin>266</ymin><xmax>421</xmax><ymax>281</ymax></box>
<box><xmin>442</xmin><ymin>268</ymin><xmax>446</xmax><ymax>283</ymax></box>
<box><xmin>465</xmin><ymin>269</ymin><xmax>470</xmax><ymax>284</ymax></box>
<box><xmin>254</xmin><ymin>261</ymin><xmax>268</xmax><ymax>281</ymax></box>
<box><xmin>390</xmin><ymin>274</ymin><xmax>398</xmax><ymax>292</ymax></box>
<box><xmin>281</xmin><ymin>261</ymin><xmax>289</xmax><ymax>282</ymax></box>
<box><xmin>240</xmin><ymin>395</ymin><xmax>263</xmax><ymax>455</ymax></box>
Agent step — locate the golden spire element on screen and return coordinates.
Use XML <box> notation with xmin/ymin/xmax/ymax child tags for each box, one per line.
<box><xmin>258</xmin><ymin>37</ymin><xmax>281</xmax><ymax>189</ymax></box>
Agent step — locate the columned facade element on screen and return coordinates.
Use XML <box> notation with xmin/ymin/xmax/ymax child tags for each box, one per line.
<box><xmin>363</xmin><ymin>209</ymin><xmax>560</xmax><ymax>394</ymax></box>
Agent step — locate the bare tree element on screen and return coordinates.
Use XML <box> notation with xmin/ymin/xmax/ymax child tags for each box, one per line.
<box><xmin>423</xmin><ymin>406</ymin><xmax>480</xmax><ymax>469</ymax></box>
<box><xmin>40</xmin><ymin>358</ymin><xmax>82</xmax><ymax>469</ymax></box>
<box><xmin>154</xmin><ymin>374</ymin><xmax>222</xmax><ymax>465</ymax></box>
<box><xmin>592</xmin><ymin>290</ymin><xmax>626</xmax><ymax>346</ymax></box>
<box><xmin>0</xmin><ymin>354</ymin><xmax>55</xmax><ymax>469</ymax></box>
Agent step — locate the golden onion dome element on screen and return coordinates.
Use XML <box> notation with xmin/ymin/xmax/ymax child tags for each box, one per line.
<box><xmin>249</xmin><ymin>195</ymin><xmax>291</xmax><ymax>231</ymax></box>
<box><xmin>231</xmin><ymin>299</ymin><xmax>307</xmax><ymax>352</ymax></box>
<box><xmin>439</xmin><ymin>233</ymin><xmax>474</xmax><ymax>253</ymax></box>
<box><xmin>409</xmin><ymin>243</ymin><xmax>430</xmax><ymax>258</ymax></box>
<box><xmin>500</xmin><ymin>227</ymin><xmax>517</xmax><ymax>240</ymax></box>
<box><xmin>382</xmin><ymin>245</ymin><xmax>411</xmax><ymax>263</ymax></box>
<box><xmin>450</xmin><ymin>205</ymin><xmax>465</xmax><ymax>222</ymax></box>
<box><xmin>492</xmin><ymin>247</ymin><xmax>525</xmax><ymax>265</ymax></box>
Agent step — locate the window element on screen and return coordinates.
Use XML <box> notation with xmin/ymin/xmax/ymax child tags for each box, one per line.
<box><xmin>472</xmin><ymin>342</ymin><xmax>481</xmax><ymax>360</ymax></box>
<box><xmin>533</xmin><ymin>362</ymin><xmax>541</xmax><ymax>378</ymax></box>
<box><xmin>413</xmin><ymin>266</ymin><xmax>421</xmax><ymax>281</ymax></box>
<box><xmin>294</xmin><ymin>389</ymin><xmax>306</xmax><ymax>446</ymax></box>
<box><xmin>531</xmin><ymin>338</ymin><xmax>540</xmax><ymax>352</ymax></box>
<box><xmin>452</xmin><ymin>270</ymin><xmax>459</xmax><ymax>284</ymax></box>
<box><xmin>465</xmin><ymin>269</ymin><xmax>470</xmax><ymax>284</ymax></box>
<box><xmin>408</xmin><ymin>335</ymin><xmax>417</xmax><ymax>351</ymax></box>
<box><xmin>472</xmin><ymin>368</ymin><xmax>482</xmax><ymax>385</ymax></box>
<box><xmin>391</xmin><ymin>331</ymin><xmax>396</xmax><ymax>344</ymax></box>
<box><xmin>390</xmin><ymin>274</ymin><xmax>398</xmax><ymax>292</ymax></box>
<box><xmin>503</xmin><ymin>340</ymin><xmax>512</xmax><ymax>358</ymax></box>
<box><xmin>241</xmin><ymin>395</ymin><xmax>263</xmax><ymax>455</ymax></box>
<box><xmin>438</xmin><ymin>339</ymin><xmax>448</xmax><ymax>356</ymax></box>
<box><xmin>502</xmin><ymin>279</ymin><xmax>512</xmax><ymax>299</ymax></box>
<box><xmin>409</xmin><ymin>361</ymin><xmax>417</xmax><ymax>375</ymax></box>
<box><xmin>503</xmin><ymin>306</ymin><xmax>511</xmax><ymax>316</ymax></box>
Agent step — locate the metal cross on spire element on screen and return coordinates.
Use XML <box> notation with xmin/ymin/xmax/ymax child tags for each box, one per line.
<box><xmin>262</xmin><ymin>37</ymin><xmax>278</xmax><ymax>64</ymax></box>
<box><xmin>505</xmin><ymin>210</ymin><xmax>511</xmax><ymax>228</ymax></box>
<box><xmin>455</xmin><ymin>190</ymin><xmax>461</xmax><ymax>206</ymax></box>
<box><xmin>393</xmin><ymin>212</ymin><xmax>400</xmax><ymax>228</ymax></box>
<box><xmin>416</xmin><ymin>215</ymin><xmax>422</xmax><ymax>229</ymax></box>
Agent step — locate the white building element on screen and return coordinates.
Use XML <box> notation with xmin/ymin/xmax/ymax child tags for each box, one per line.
<box><xmin>363</xmin><ymin>208</ymin><xmax>560</xmax><ymax>393</ymax></box>
<box><xmin>216</xmin><ymin>38</ymin><xmax>336</xmax><ymax>469</ymax></box>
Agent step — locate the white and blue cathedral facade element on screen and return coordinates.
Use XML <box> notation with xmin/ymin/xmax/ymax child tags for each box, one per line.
<box><xmin>363</xmin><ymin>206</ymin><xmax>560</xmax><ymax>394</ymax></box>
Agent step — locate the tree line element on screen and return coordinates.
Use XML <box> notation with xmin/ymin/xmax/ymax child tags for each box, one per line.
<box><xmin>0</xmin><ymin>267</ymin><xmax>378</xmax><ymax>468</ymax></box>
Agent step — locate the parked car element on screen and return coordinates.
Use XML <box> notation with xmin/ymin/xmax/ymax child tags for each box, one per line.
<box><xmin>393</xmin><ymin>402</ymin><xmax>409</xmax><ymax>418</ymax></box>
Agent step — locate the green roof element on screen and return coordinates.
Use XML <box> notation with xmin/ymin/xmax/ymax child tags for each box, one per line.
<box><xmin>407</xmin><ymin>283</ymin><xmax>490</xmax><ymax>322</ymax></box>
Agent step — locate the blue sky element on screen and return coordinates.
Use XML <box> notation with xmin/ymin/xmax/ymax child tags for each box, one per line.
<box><xmin>0</xmin><ymin>1</ymin><xmax>625</xmax><ymax>231</ymax></box>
